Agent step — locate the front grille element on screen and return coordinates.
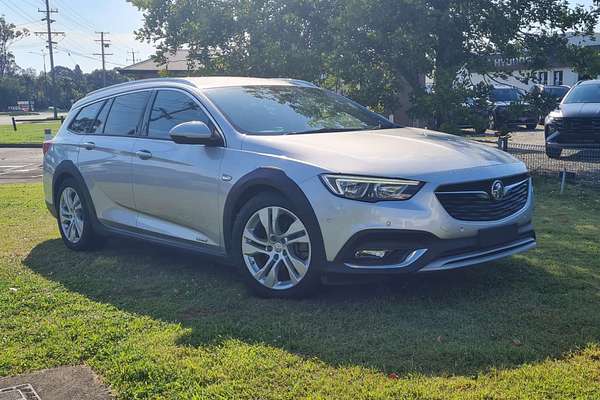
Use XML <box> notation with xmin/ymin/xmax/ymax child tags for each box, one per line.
<box><xmin>555</xmin><ymin>117</ymin><xmax>600</xmax><ymax>142</ymax></box>
<box><xmin>435</xmin><ymin>174</ymin><xmax>530</xmax><ymax>221</ymax></box>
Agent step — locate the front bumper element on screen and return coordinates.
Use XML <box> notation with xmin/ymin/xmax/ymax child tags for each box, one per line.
<box><xmin>303</xmin><ymin>163</ymin><xmax>535</xmax><ymax>263</ymax></box>
<box><xmin>323</xmin><ymin>224</ymin><xmax>536</xmax><ymax>274</ymax></box>
<box><xmin>545</xmin><ymin>126</ymin><xmax>600</xmax><ymax>149</ymax></box>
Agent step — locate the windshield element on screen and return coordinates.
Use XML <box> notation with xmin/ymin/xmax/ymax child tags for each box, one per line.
<box><xmin>546</xmin><ymin>87</ymin><xmax>569</xmax><ymax>98</ymax></box>
<box><xmin>204</xmin><ymin>85</ymin><xmax>396</xmax><ymax>135</ymax></box>
<box><xmin>491</xmin><ymin>88</ymin><xmax>522</xmax><ymax>102</ymax></box>
<box><xmin>563</xmin><ymin>84</ymin><xmax>600</xmax><ymax>104</ymax></box>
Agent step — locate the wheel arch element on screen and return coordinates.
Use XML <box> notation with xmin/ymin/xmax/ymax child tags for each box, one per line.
<box><xmin>223</xmin><ymin>168</ymin><xmax>325</xmax><ymax>261</ymax></box>
<box><xmin>52</xmin><ymin>160</ymin><xmax>106</xmax><ymax>234</ymax></box>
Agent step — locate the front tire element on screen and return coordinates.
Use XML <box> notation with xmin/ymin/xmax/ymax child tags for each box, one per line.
<box><xmin>232</xmin><ymin>192</ymin><xmax>322</xmax><ymax>298</ymax></box>
<box><xmin>526</xmin><ymin>123</ymin><xmax>538</xmax><ymax>130</ymax></box>
<box><xmin>57</xmin><ymin>178</ymin><xmax>103</xmax><ymax>251</ymax></box>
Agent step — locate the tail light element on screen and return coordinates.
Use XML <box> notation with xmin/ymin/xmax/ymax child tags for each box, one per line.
<box><xmin>42</xmin><ymin>141</ymin><xmax>53</xmax><ymax>155</ymax></box>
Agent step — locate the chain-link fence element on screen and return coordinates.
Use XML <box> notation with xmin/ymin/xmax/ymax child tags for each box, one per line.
<box><xmin>504</xmin><ymin>142</ymin><xmax>600</xmax><ymax>185</ymax></box>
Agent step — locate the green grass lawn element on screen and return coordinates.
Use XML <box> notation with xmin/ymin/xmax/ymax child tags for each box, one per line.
<box><xmin>1</xmin><ymin>180</ymin><xmax>599</xmax><ymax>399</ymax></box>
<box><xmin>0</xmin><ymin>122</ymin><xmax>61</xmax><ymax>144</ymax></box>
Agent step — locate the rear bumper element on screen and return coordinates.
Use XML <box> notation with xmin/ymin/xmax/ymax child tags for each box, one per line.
<box><xmin>495</xmin><ymin>110</ymin><xmax>538</xmax><ymax>126</ymax></box>
<box><xmin>323</xmin><ymin>224</ymin><xmax>536</xmax><ymax>275</ymax></box>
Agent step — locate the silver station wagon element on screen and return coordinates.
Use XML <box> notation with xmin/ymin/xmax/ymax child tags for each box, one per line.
<box><xmin>43</xmin><ymin>77</ymin><xmax>536</xmax><ymax>297</ymax></box>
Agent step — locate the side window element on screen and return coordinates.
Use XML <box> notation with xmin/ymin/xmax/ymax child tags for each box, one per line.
<box><xmin>104</xmin><ymin>91</ymin><xmax>150</xmax><ymax>136</ymax></box>
<box><xmin>147</xmin><ymin>90</ymin><xmax>211</xmax><ymax>139</ymax></box>
<box><xmin>68</xmin><ymin>101</ymin><xmax>104</xmax><ymax>134</ymax></box>
<box><xmin>90</xmin><ymin>98</ymin><xmax>112</xmax><ymax>134</ymax></box>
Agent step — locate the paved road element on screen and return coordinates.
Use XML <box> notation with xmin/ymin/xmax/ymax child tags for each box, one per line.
<box><xmin>506</xmin><ymin>128</ymin><xmax>545</xmax><ymax>145</ymax></box>
<box><xmin>472</xmin><ymin>127</ymin><xmax>545</xmax><ymax>146</ymax></box>
<box><xmin>0</xmin><ymin>148</ymin><xmax>43</xmax><ymax>184</ymax></box>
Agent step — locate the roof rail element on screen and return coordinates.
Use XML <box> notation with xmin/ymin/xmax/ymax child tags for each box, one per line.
<box><xmin>277</xmin><ymin>78</ymin><xmax>318</xmax><ymax>88</ymax></box>
<box><xmin>87</xmin><ymin>77</ymin><xmax>196</xmax><ymax>97</ymax></box>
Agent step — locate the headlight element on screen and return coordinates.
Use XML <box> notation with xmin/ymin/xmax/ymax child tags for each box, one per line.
<box><xmin>321</xmin><ymin>174</ymin><xmax>424</xmax><ymax>202</ymax></box>
<box><xmin>545</xmin><ymin>111</ymin><xmax>562</xmax><ymax>126</ymax></box>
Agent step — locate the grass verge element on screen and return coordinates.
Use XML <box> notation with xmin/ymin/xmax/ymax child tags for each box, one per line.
<box><xmin>1</xmin><ymin>180</ymin><xmax>599</xmax><ymax>399</ymax></box>
<box><xmin>0</xmin><ymin>122</ymin><xmax>61</xmax><ymax>145</ymax></box>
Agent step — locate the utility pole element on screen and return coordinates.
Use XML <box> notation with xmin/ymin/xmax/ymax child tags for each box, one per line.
<box><xmin>127</xmin><ymin>49</ymin><xmax>139</xmax><ymax>65</ymax></box>
<box><xmin>35</xmin><ymin>0</ymin><xmax>64</xmax><ymax>119</ymax></box>
<box><xmin>28</xmin><ymin>51</ymin><xmax>48</xmax><ymax>100</ymax></box>
<box><xmin>94</xmin><ymin>32</ymin><xmax>113</xmax><ymax>87</ymax></box>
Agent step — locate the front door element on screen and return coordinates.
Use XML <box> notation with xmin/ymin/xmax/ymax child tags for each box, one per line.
<box><xmin>131</xmin><ymin>89</ymin><xmax>224</xmax><ymax>248</ymax></box>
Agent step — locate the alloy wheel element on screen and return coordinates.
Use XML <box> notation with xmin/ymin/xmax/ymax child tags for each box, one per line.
<box><xmin>59</xmin><ymin>187</ymin><xmax>84</xmax><ymax>244</ymax></box>
<box><xmin>241</xmin><ymin>206</ymin><xmax>311</xmax><ymax>290</ymax></box>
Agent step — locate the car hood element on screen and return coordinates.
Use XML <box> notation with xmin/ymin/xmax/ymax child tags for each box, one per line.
<box><xmin>558</xmin><ymin>103</ymin><xmax>600</xmax><ymax>118</ymax></box>
<box><xmin>241</xmin><ymin>127</ymin><xmax>519</xmax><ymax>179</ymax></box>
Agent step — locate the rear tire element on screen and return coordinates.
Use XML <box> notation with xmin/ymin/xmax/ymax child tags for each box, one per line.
<box><xmin>545</xmin><ymin>145</ymin><xmax>562</xmax><ymax>159</ymax></box>
<box><xmin>526</xmin><ymin>123</ymin><xmax>538</xmax><ymax>130</ymax></box>
<box><xmin>232</xmin><ymin>192</ymin><xmax>322</xmax><ymax>298</ymax></box>
<box><xmin>56</xmin><ymin>178</ymin><xmax>104</xmax><ymax>251</ymax></box>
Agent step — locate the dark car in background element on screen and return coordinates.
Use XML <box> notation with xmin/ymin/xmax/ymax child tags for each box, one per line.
<box><xmin>488</xmin><ymin>86</ymin><xmax>539</xmax><ymax>131</ymax></box>
<box><xmin>545</xmin><ymin>80</ymin><xmax>600</xmax><ymax>158</ymax></box>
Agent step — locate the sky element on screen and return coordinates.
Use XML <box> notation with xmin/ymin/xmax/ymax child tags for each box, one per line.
<box><xmin>1</xmin><ymin>0</ymin><xmax>598</xmax><ymax>74</ymax></box>
<box><xmin>2</xmin><ymin>0</ymin><xmax>155</xmax><ymax>73</ymax></box>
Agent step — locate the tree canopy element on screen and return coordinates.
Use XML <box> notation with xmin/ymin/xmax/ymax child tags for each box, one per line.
<box><xmin>0</xmin><ymin>16</ymin><xmax>29</xmax><ymax>78</ymax></box>
<box><xmin>130</xmin><ymin>0</ymin><xmax>599</xmax><ymax>127</ymax></box>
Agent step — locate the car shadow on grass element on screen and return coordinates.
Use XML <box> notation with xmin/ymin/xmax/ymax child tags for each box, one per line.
<box><xmin>24</xmin><ymin>235</ymin><xmax>600</xmax><ymax>377</ymax></box>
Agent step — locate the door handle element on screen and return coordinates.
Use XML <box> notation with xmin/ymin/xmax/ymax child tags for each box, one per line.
<box><xmin>83</xmin><ymin>141</ymin><xmax>95</xmax><ymax>150</ymax></box>
<box><xmin>135</xmin><ymin>150</ymin><xmax>153</xmax><ymax>160</ymax></box>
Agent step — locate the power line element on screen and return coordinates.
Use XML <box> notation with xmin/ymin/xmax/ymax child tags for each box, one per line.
<box><xmin>53</xmin><ymin>0</ymin><xmax>98</xmax><ymax>31</ymax></box>
<box><xmin>55</xmin><ymin>46</ymin><xmax>125</xmax><ymax>66</ymax></box>
<box><xmin>0</xmin><ymin>0</ymin><xmax>39</xmax><ymax>23</ymax></box>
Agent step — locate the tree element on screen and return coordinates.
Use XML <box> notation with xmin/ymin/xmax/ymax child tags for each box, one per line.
<box><xmin>414</xmin><ymin>0</ymin><xmax>599</xmax><ymax>129</ymax></box>
<box><xmin>130</xmin><ymin>0</ymin><xmax>338</xmax><ymax>81</ymax></box>
<box><xmin>86</xmin><ymin>69</ymin><xmax>128</xmax><ymax>91</ymax></box>
<box><xmin>130</xmin><ymin>0</ymin><xmax>599</xmax><ymax>130</ymax></box>
<box><xmin>0</xmin><ymin>16</ymin><xmax>29</xmax><ymax>78</ymax></box>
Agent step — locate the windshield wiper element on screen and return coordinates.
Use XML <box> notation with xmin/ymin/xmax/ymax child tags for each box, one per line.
<box><xmin>286</xmin><ymin>123</ymin><xmax>401</xmax><ymax>135</ymax></box>
<box><xmin>287</xmin><ymin>127</ymin><xmax>366</xmax><ymax>135</ymax></box>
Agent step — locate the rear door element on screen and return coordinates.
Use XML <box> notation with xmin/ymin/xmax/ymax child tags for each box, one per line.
<box><xmin>131</xmin><ymin>88</ymin><xmax>224</xmax><ymax>248</ymax></box>
<box><xmin>77</xmin><ymin>91</ymin><xmax>151</xmax><ymax>228</ymax></box>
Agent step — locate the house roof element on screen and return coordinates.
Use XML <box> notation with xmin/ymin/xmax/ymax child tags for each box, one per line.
<box><xmin>120</xmin><ymin>49</ymin><xmax>195</xmax><ymax>72</ymax></box>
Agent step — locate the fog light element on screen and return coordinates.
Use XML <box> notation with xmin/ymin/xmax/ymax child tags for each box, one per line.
<box><xmin>354</xmin><ymin>249</ymin><xmax>389</xmax><ymax>259</ymax></box>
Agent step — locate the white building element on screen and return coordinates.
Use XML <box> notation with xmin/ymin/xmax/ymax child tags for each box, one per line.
<box><xmin>470</xmin><ymin>34</ymin><xmax>600</xmax><ymax>90</ymax></box>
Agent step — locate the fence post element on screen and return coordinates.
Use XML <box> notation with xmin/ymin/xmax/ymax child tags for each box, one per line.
<box><xmin>497</xmin><ymin>135</ymin><xmax>509</xmax><ymax>151</ymax></box>
<box><xmin>11</xmin><ymin>117</ymin><xmax>17</xmax><ymax>131</ymax></box>
<box><xmin>560</xmin><ymin>169</ymin><xmax>567</xmax><ymax>194</ymax></box>
<box><xmin>60</xmin><ymin>115</ymin><xmax>64</xmax><ymax>125</ymax></box>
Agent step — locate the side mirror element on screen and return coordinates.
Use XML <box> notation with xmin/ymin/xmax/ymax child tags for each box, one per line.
<box><xmin>169</xmin><ymin>121</ymin><xmax>222</xmax><ymax>146</ymax></box>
